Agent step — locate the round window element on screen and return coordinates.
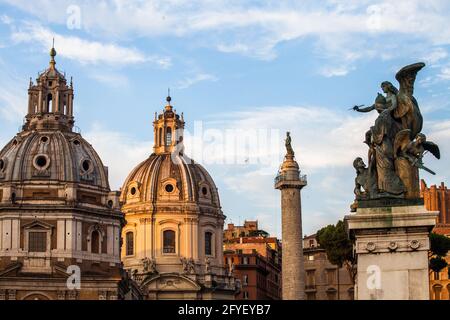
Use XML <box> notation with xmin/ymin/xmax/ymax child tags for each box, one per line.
<box><xmin>73</xmin><ymin>140</ymin><xmax>80</xmax><ymax>146</ymax></box>
<box><xmin>165</xmin><ymin>184</ymin><xmax>174</xmax><ymax>193</ymax></box>
<box><xmin>35</xmin><ymin>155</ymin><xmax>48</xmax><ymax>168</ymax></box>
<box><xmin>107</xmin><ymin>200</ymin><xmax>114</xmax><ymax>208</ymax></box>
<box><xmin>0</xmin><ymin>159</ymin><xmax>4</xmax><ymax>171</ymax></box>
<box><xmin>40</xmin><ymin>136</ymin><xmax>49</xmax><ymax>143</ymax></box>
<box><xmin>82</xmin><ymin>160</ymin><xmax>91</xmax><ymax>172</ymax></box>
<box><xmin>130</xmin><ymin>187</ymin><xmax>137</xmax><ymax>196</ymax></box>
<box><xmin>202</xmin><ymin>187</ymin><xmax>208</xmax><ymax>196</ymax></box>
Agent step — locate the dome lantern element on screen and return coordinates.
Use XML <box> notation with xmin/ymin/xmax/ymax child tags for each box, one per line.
<box><xmin>153</xmin><ymin>93</ymin><xmax>185</xmax><ymax>155</ymax></box>
<box><xmin>25</xmin><ymin>43</ymin><xmax>75</xmax><ymax>132</ymax></box>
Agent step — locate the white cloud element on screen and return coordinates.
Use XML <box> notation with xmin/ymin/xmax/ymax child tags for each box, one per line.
<box><xmin>319</xmin><ymin>65</ymin><xmax>353</xmax><ymax>77</ymax></box>
<box><xmin>222</xmin><ymin>169</ymin><xmax>278</xmax><ymax>208</ymax></box>
<box><xmin>89</xmin><ymin>72</ymin><xmax>130</xmax><ymax>88</ymax></box>
<box><xmin>4</xmin><ymin>0</ymin><xmax>450</xmax><ymax>66</ymax></box>
<box><xmin>0</xmin><ymin>14</ymin><xmax>13</xmax><ymax>25</ymax></box>
<box><xmin>438</xmin><ymin>66</ymin><xmax>450</xmax><ymax>80</ymax></box>
<box><xmin>195</xmin><ymin>105</ymin><xmax>376</xmax><ymax>172</ymax></box>
<box><xmin>424</xmin><ymin>47</ymin><xmax>448</xmax><ymax>64</ymax></box>
<box><xmin>10</xmin><ymin>22</ymin><xmax>171</xmax><ymax>67</ymax></box>
<box><xmin>176</xmin><ymin>73</ymin><xmax>218</xmax><ymax>89</ymax></box>
<box><xmin>0</xmin><ymin>59</ymin><xmax>27</xmax><ymax>123</ymax></box>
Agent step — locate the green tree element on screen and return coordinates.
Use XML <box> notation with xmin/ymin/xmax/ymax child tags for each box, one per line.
<box><xmin>316</xmin><ymin>220</ymin><xmax>356</xmax><ymax>291</ymax></box>
<box><xmin>429</xmin><ymin>232</ymin><xmax>450</xmax><ymax>273</ymax></box>
<box><xmin>248</xmin><ymin>230</ymin><xmax>269</xmax><ymax>238</ymax></box>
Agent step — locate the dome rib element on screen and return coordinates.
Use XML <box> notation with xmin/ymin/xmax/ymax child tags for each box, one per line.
<box><xmin>0</xmin><ymin>131</ymin><xmax>109</xmax><ymax>189</ymax></box>
<box><xmin>120</xmin><ymin>153</ymin><xmax>222</xmax><ymax>210</ymax></box>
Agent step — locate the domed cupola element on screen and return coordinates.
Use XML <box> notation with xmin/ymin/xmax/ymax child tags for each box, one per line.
<box><xmin>0</xmin><ymin>45</ymin><xmax>112</xmax><ymax>196</ymax></box>
<box><xmin>120</xmin><ymin>94</ymin><xmax>236</xmax><ymax>300</ymax></box>
<box><xmin>0</xmin><ymin>45</ymin><xmax>126</xmax><ymax>300</ymax></box>
<box><xmin>120</xmin><ymin>94</ymin><xmax>221</xmax><ymax>210</ymax></box>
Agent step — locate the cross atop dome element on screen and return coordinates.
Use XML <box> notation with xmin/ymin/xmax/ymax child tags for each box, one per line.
<box><xmin>49</xmin><ymin>38</ymin><xmax>57</xmax><ymax>69</ymax></box>
<box><xmin>166</xmin><ymin>88</ymin><xmax>172</xmax><ymax>104</ymax></box>
<box><xmin>165</xmin><ymin>88</ymin><xmax>173</xmax><ymax>112</ymax></box>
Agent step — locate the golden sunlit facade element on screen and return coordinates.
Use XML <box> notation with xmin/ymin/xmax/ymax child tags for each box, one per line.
<box><xmin>120</xmin><ymin>96</ymin><xmax>236</xmax><ymax>299</ymax></box>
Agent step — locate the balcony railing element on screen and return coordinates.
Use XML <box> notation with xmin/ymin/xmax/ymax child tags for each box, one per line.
<box><xmin>274</xmin><ymin>172</ymin><xmax>307</xmax><ymax>185</ymax></box>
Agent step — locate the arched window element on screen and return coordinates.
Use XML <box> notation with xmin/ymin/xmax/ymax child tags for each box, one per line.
<box><xmin>126</xmin><ymin>232</ymin><xmax>134</xmax><ymax>256</ymax></box>
<box><xmin>163</xmin><ymin>230</ymin><xmax>176</xmax><ymax>254</ymax></box>
<box><xmin>166</xmin><ymin>127</ymin><xmax>172</xmax><ymax>146</ymax></box>
<box><xmin>159</xmin><ymin>128</ymin><xmax>163</xmax><ymax>146</ymax></box>
<box><xmin>46</xmin><ymin>93</ymin><xmax>53</xmax><ymax>112</ymax></box>
<box><xmin>91</xmin><ymin>230</ymin><xmax>100</xmax><ymax>254</ymax></box>
<box><xmin>205</xmin><ymin>232</ymin><xmax>213</xmax><ymax>256</ymax></box>
<box><xmin>63</xmin><ymin>94</ymin><xmax>67</xmax><ymax>115</ymax></box>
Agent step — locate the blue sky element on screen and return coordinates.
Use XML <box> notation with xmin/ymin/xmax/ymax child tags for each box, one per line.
<box><xmin>1</xmin><ymin>0</ymin><xmax>450</xmax><ymax>237</ymax></box>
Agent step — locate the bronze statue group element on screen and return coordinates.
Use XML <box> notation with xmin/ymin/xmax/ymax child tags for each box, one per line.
<box><xmin>351</xmin><ymin>63</ymin><xmax>440</xmax><ymax>210</ymax></box>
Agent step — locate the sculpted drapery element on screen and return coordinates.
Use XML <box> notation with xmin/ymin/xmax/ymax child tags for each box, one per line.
<box><xmin>351</xmin><ymin>63</ymin><xmax>440</xmax><ymax>207</ymax></box>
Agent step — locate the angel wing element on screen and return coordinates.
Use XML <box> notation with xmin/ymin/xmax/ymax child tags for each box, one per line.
<box><xmin>394</xmin><ymin>62</ymin><xmax>425</xmax><ymax>136</ymax></box>
<box><xmin>396</xmin><ymin>62</ymin><xmax>426</xmax><ymax>97</ymax></box>
<box><xmin>393</xmin><ymin>129</ymin><xmax>412</xmax><ymax>158</ymax></box>
<box><xmin>423</xmin><ymin>141</ymin><xmax>440</xmax><ymax>159</ymax></box>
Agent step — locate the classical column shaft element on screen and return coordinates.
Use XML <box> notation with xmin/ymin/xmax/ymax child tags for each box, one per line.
<box><xmin>28</xmin><ymin>92</ymin><xmax>32</xmax><ymax>114</ymax></box>
<box><xmin>281</xmin><ymin>187</ymin><xmax>305</xmax><ymax>300</ymax></box>
<box><xmin>38</xmin><ymin>90</ymin><xmax>43</xmax><ymax>113</ymax></box>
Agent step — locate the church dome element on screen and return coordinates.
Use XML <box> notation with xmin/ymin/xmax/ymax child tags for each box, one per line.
<box><xmin>0</xmin><ymin>45</ymin><xmax>118</xmax><ymax>209</ymax></box>
<box><xmin>119</xmin><ymin>95</ymin><xmax>234</xmax><ymax>299</ymax></box>
<box><xmin>0</xmin><ymin>46</ymin><xmax>125</xmax><ymax>301</ymax></box>
<box><xmin>120</xmin><ymin>94</ymin><xmax>222</xmax><ymax>212</ymax></box>
<box><xmin>120</xmin><ymin>153</ymin><xmax>220</xmax><ymax>209</ymax></box>
<box><xmin>0</xmin><ymin>130</ymin><xmax>109</xmax><ymax>190</ymax></box>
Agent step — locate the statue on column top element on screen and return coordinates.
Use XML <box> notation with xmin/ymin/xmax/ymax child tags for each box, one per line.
<box><xmin>285</xmin><ymin>131</ymin><xmax>295</xmax><ymax>156</ymax></box>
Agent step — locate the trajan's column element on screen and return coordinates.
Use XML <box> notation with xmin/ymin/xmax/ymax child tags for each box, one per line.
<box><xmin>275</xmin><ymin>132</ymin><xmax>307</xmax><ymax>300</ymax></box>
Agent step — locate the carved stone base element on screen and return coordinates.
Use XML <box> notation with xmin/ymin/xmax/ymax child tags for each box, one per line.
<box><xmin>357</xmin><ymin>197</ymin><xmax>424</xmax><ymax>209</ymax></box>
<box><xmin>345</xmin><ymin>205</ymin><xmax>437</xmax><ymax>300</ymax></box>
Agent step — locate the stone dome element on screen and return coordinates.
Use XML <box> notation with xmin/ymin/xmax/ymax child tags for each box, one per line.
<box><xmin>0</xmin><ymin>129</ymin><xmax>109</xmax><ymax>190</ymax></box>
<box><xmin>120</xmin><ymin>153</ymin><xmax>220</xmax><ymax>210</ymax></box>
<box><xmin>0</xmin><ymin>46</ymin><xmax>118</xmax><ymax>210</ymax></box>
<box><xmin>0</xmin><ymin>47</ymin><xmax>125</xmax><ymax>301</ymax></box>
<box><xmin>119</xmin><ymin>97</ymin><xmax>235</xmax><ymax>300</ymax></box>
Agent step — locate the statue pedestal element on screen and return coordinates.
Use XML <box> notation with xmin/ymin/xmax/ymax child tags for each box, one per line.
<box><xmin>345</xmin><ymin>204</ymin><xmax>437</xmax><ymax>300</ymax></box>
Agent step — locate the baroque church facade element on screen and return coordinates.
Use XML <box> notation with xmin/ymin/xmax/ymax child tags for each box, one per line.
<box><xmin>0</xmin><ymin>46</ymin><xmax>236</xmax><ymax>300</ymax></box>
<box><xmin>120</xmin><ymin>96</ymin><xmax>236</xmax><ymax>299</ymax></box>
<box><xmin>0</xmin><ymin>48</ymin><xmax>126</xmax><ymax>300</ymax></box>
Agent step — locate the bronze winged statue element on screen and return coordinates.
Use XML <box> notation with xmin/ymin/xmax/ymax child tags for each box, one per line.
<box><xmin>393</xmin><ymin>62</ymin><xmax>425</xmax><ymax>138</ymax></box>
<box><xmin>351</xmin><ymin>62</ymin><xmax>440</xmax><ymax>203</ymax></box>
